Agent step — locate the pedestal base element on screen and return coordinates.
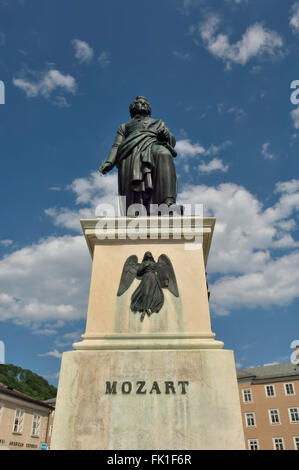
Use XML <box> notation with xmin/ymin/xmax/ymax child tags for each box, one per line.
<box><xmin>51</xmin><ymin>349</ymin><xmax>245</xmax><ymax>450</ymax></box>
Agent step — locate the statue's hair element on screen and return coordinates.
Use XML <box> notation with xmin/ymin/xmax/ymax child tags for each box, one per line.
<box><xmin>129</xmin><ymin>96</ymin><xmax>151</xmax><ymax>117</ymax></box>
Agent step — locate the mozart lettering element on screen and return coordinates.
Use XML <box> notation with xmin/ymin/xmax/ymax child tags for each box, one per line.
<box><xmin>105</xmin><ymin>380</ymin><xmax>189</xmax><ymax>395</ymax></box>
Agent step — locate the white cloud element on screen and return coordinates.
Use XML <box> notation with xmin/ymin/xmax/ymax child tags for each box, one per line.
<box><xmin>0</xmin><ymin>235</ymin><xmax>91</xmax><ymax>326</ymax></box>
<box><xmin>39</xmin><ymin>349</ymin><xmax>62</xmax><ymax>359</ymax></box>
<box><xmin>194</xmin><ymin>16</ymin><xmax>284</xmax><ymax>68</ymax></box>
<box><xmin>261</xmin><ymin>142</ymin><xmax>276</xmax><ymax>160</ymax></box>
<box><xmin>275</xmin><ymin>179</ymin><xmax>299</xmax><ymax>194</ymax></box>
<box><xmin>290</xmin><ymin>2</ymin><xmax>299</xmax><ymax>33</ymax></box>
<box><xmin>98</xmin><ymin>51</ymin><xmax>111</xmax><ymax>68</ymax></box>
<box><xmin>176</xmin><ymin>139</ymin><xmax>230</xmax><ymax>173</ymax></box>
<box><xmin>204</xmin><ymin>140</ymin><xmax>232</xmax><ymax>156</ymax></box>
<box><xmin>0</xmin><ymin>239</ymin><xmax>13</xmax><ymax>247</ymax></box>
<box><xmin>198</xmin><ymin>158</ymin><xmax>229</xmax><ymax>173</ymax></box>
<box><xmin>176</xmin><ymin>139</ymin><xmax>231</xmax><ymax>158</ymax></box>
<box><xmin>32</xmin><ymin>328</ymin><xmax>57</xmax><ymax>336</ymax></box>
<box><xmin>179</xmin><ymin>180</ymin><xmax>299</xmax><ymax>315</ymax></box>
<box><xmin>212</xmin><ymin>251</ymin><xmax>299</xmax><ymax>315</ymax></box>
<box><xmin>291</xmin><ymin>105</ymin><xmax>299</xmax><ymax>129</ymax></box>
<box><xmin>72</xmin><ymin>39</ymin><xmax>94</xmax><ymax>64</ymax></box>
<box><xmin>176</xmin><ymin>139</ymin><xmax>205</xmax><ymax>157</ymax></box>
<box><xmin>45</xmin><ymin>172</ymin><xmax>118</xmax><ymax>231</ymax></box>
<box><xmin>13</xmin><ymin>69</ymin><xmax>77</xmax><ymax>103</ymax></box>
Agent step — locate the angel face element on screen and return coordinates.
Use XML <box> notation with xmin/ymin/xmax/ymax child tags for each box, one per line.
<box><xmin>142</xmin><ymin>251</ymin><xmax>154</xmax><ymax>262</ymax></box>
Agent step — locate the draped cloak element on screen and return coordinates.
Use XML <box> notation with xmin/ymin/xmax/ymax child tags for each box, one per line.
<box><xmin>106</xmin><ymin>117</ymin><xmax>178</xmax><ymax>214</ymax></box>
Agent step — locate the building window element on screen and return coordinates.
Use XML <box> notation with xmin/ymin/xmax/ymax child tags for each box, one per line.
<box><xmin>13</xmin><ymin>409</ymin><xmax>24</xmax><ymax>434</ymax></box>
<box><xmin>248</xmin><ymin>439</ymin><xmax>259</xmax><ymax>450</ymax></box>
<box><xmin>245</xmin><ymin>412</ymin><xmax>256</xmax><ymax>428</ymax></box>
<box><xmin>242</xmin><ymin>388</ymin><xmax>253</xmax><ymax>403</ymax></box>
<box><xmin>273</xmin><ymin>437</ymin><xmax>285</xmax><ymax>450</ymax></box>
<box><xmin>294</xmin><ymin>436</ymin><xmax>299</xmax><ymax>450</ymax></box>
<box><xmin>285</xmin><ymin>383</ymin><xmax>295</xmax><ymax>396</ymax></box>
<box><xmin>289</xmin><ymin>407</ymin><xmax>299</xmax><ymax>423</ymax></box>
<box><xmin>265</xmin><ymin>384</ymin><xmax>276</xmax><ymax>397</ymax></box>
<box><xmin>31</xmin><ymin>414</ymin><xmax>41</xmax><ymax>437</ymax></box>
<box><xmin>269</xmin><ymin>409</ymin><xmax>281</xmax><ymax>425</ymax></box>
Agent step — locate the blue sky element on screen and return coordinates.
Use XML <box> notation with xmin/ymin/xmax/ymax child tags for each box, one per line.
<box><xmin>0</xmin><ymin>0</ymin><xmax>299</xmax><ymax>386</ymax></box>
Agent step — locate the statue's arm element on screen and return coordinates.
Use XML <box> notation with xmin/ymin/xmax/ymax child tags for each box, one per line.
<box><xmin>99</xmin><ymin>125</ymin><xmax>125</xmax><ymax>174</ymax></box>
<box><xmin>167</xmin><ymin>129</ymin><xmax>176</xmax><ymax>148</ymax></box>
<box><xmin>157</xmin><ymin>121</ymin><xmax>176</xmax><ymax>148</ymax></box>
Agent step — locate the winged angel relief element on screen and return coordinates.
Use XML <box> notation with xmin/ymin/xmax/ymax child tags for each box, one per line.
<box><xmin>117</xmin><ymin>252</ymin><xmax>179</xmax><ymax>321</ymax></box>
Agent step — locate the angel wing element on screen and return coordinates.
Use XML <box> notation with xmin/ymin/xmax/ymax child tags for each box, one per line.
<box><xmin>117</xmin><ymin>255</ymin><xmax>139</xmax><ymax>297</ymax></box>
<box><xmin>157</xmin><ymin>254</ymin><xmax>179</xmax><ymax>297</ymax></box>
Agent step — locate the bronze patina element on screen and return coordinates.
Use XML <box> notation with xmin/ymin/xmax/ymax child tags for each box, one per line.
<box><xmin>99</xmin><ymin>96</ymin><xmax>180</xmax><ymax>215</ymax></box>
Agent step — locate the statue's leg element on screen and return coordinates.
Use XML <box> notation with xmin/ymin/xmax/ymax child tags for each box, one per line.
<box><xmin>151</xmin><ymin>144</ymin><xmax>178</xmax><ymax>206</ymax></box>
<box><xmin>118</xmin><ymin>156</ymin><xmax>143</xmax><ymax>215</ymax></box>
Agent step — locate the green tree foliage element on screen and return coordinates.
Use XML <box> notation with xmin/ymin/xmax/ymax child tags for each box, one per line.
<box><xmin>0</xmin><ymin>364</ymin><xmax>57</xmax><ymax>400</ymax></box>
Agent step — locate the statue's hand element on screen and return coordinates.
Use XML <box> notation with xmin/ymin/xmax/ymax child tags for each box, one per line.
<box><xmin>99</xmin><ymin>161</ymin><xmax>113</xmax><ymax>175</ymax></box>
<box><xmin>157</xmin><ymin>128</ymin><xmax>169</xmax><ymax>143</ymax></box>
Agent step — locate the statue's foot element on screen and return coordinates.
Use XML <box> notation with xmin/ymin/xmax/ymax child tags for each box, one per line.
<box><xmin>148</xmin><ymin>200</ymin><xmax>183</xmax><ymax>216</ymax></box>
<box><xmin>164</xmin><ymin>198</ymin><xmax>184</xmax><ymax>215</ymax></box>
<box><xmin>167</xmin><ymin>204</ymin><xmax>184</xmax><ymax>216</ymax></box>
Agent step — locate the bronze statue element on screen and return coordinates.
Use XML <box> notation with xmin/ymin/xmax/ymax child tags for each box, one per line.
<box><xmin>117</xmin><ymin>252</ymin><xmax>179</xmax><ymax>321</ymax></box>
<box><xmin>99</xmin><ymin>96</ymin><xmax>180</xmax><ymax>215</ymax></box>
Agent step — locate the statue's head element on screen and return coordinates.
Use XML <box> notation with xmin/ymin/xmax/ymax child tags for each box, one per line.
<box><xmin>143</xmin><ymin>251</ymin><xmax>154</xmax><ymax>262</ymax></box>
<box><xmin>130</xmin><ymin>96</ymin><xmax>151</xmax><ymax>118</ymax></box>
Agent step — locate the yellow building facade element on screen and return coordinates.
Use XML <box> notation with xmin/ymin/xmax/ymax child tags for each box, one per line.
<box><xmin>237</xmin><ymin>363</ymin><xmax>299</xmax><ymax>450</ymax></box>
<box><xmin>0</xmin><ymin>383</ymin><xmax>54</xmax><ymax>450</ymax></box>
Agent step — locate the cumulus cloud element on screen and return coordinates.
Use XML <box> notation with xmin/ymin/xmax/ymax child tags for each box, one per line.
<box><xmin>179</xmin><ymin>180</ymin><xmax>299</xmax><ymax>315</ymax></box>
<box><xmin>211</xmin><ymin>252</ymin><xmax>299</xmax><ymax>315</ymax></box>
<box><xmin>176</xmin><ymin>139</ymin><xmax>231</xmax><ymax>159</ymax></box>
<box><xmin>72</xmin><ymin>39</ymin><xmax>94</xmax><ymax>63</ymax></box>
<box><xmin>176</xmin><ymin>139</ymin><xmax>231</xmax><ymax>173</ymax></box>
<box><xmin>290</xmin><ymin>2</ymin><xmax>299</xmax><ymax>33</ymax></box>
<box><xmin>192</xmin><ymin>16</ymin><xmax>284</xmax><ymax>68</ymax></box>
<box><xmin>45</xmin><ymin>172</ymin><xmax>118</xmax><ymax>230</ymax></box>
<box><xmin>176</xmin><ymin>139</ymin><xmax>205</xmax><ymax>157</ymax></box>
<box><xmin>39</xmin><ymin>349</ymin><xmax>62</xmax><ymax>359</ymax></box>
<box><xmin>198</xmin><ymin>158</ymin><xmax>229</xmax><ymax>173</ymax></box>
<box><xmin>0</xmin><ymin>235</ymin><xmax>91</xmax><ymax>326</ymax></box>
<box><xmin>13</xmin><ymin>68</ymin><xmax>77</xmax><ymax>105</ymax></box>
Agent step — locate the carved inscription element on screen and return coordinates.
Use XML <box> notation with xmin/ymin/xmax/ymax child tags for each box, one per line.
<box><xmin>105</xmin><ymin>381</ymin><xmax>189</xmax><ymax>395</ymax></box>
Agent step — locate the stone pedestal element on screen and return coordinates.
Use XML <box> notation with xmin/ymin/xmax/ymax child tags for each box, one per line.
<box><xmin>51</xmin><ymin>217</ymin><xmax>245</xmax><ymax>450</ymax></box>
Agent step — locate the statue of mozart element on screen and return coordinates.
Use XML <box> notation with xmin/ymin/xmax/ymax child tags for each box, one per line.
<box><xmin>99</xmin><ymin>96</ymin><xmax>180</xmax><ymax>215</ymax></box>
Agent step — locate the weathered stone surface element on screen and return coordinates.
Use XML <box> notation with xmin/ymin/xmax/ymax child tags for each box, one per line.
<box><xmin>51</xmin><ymin>349</ymin><xmax>245</xmax><ymax>450</ymax></box>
